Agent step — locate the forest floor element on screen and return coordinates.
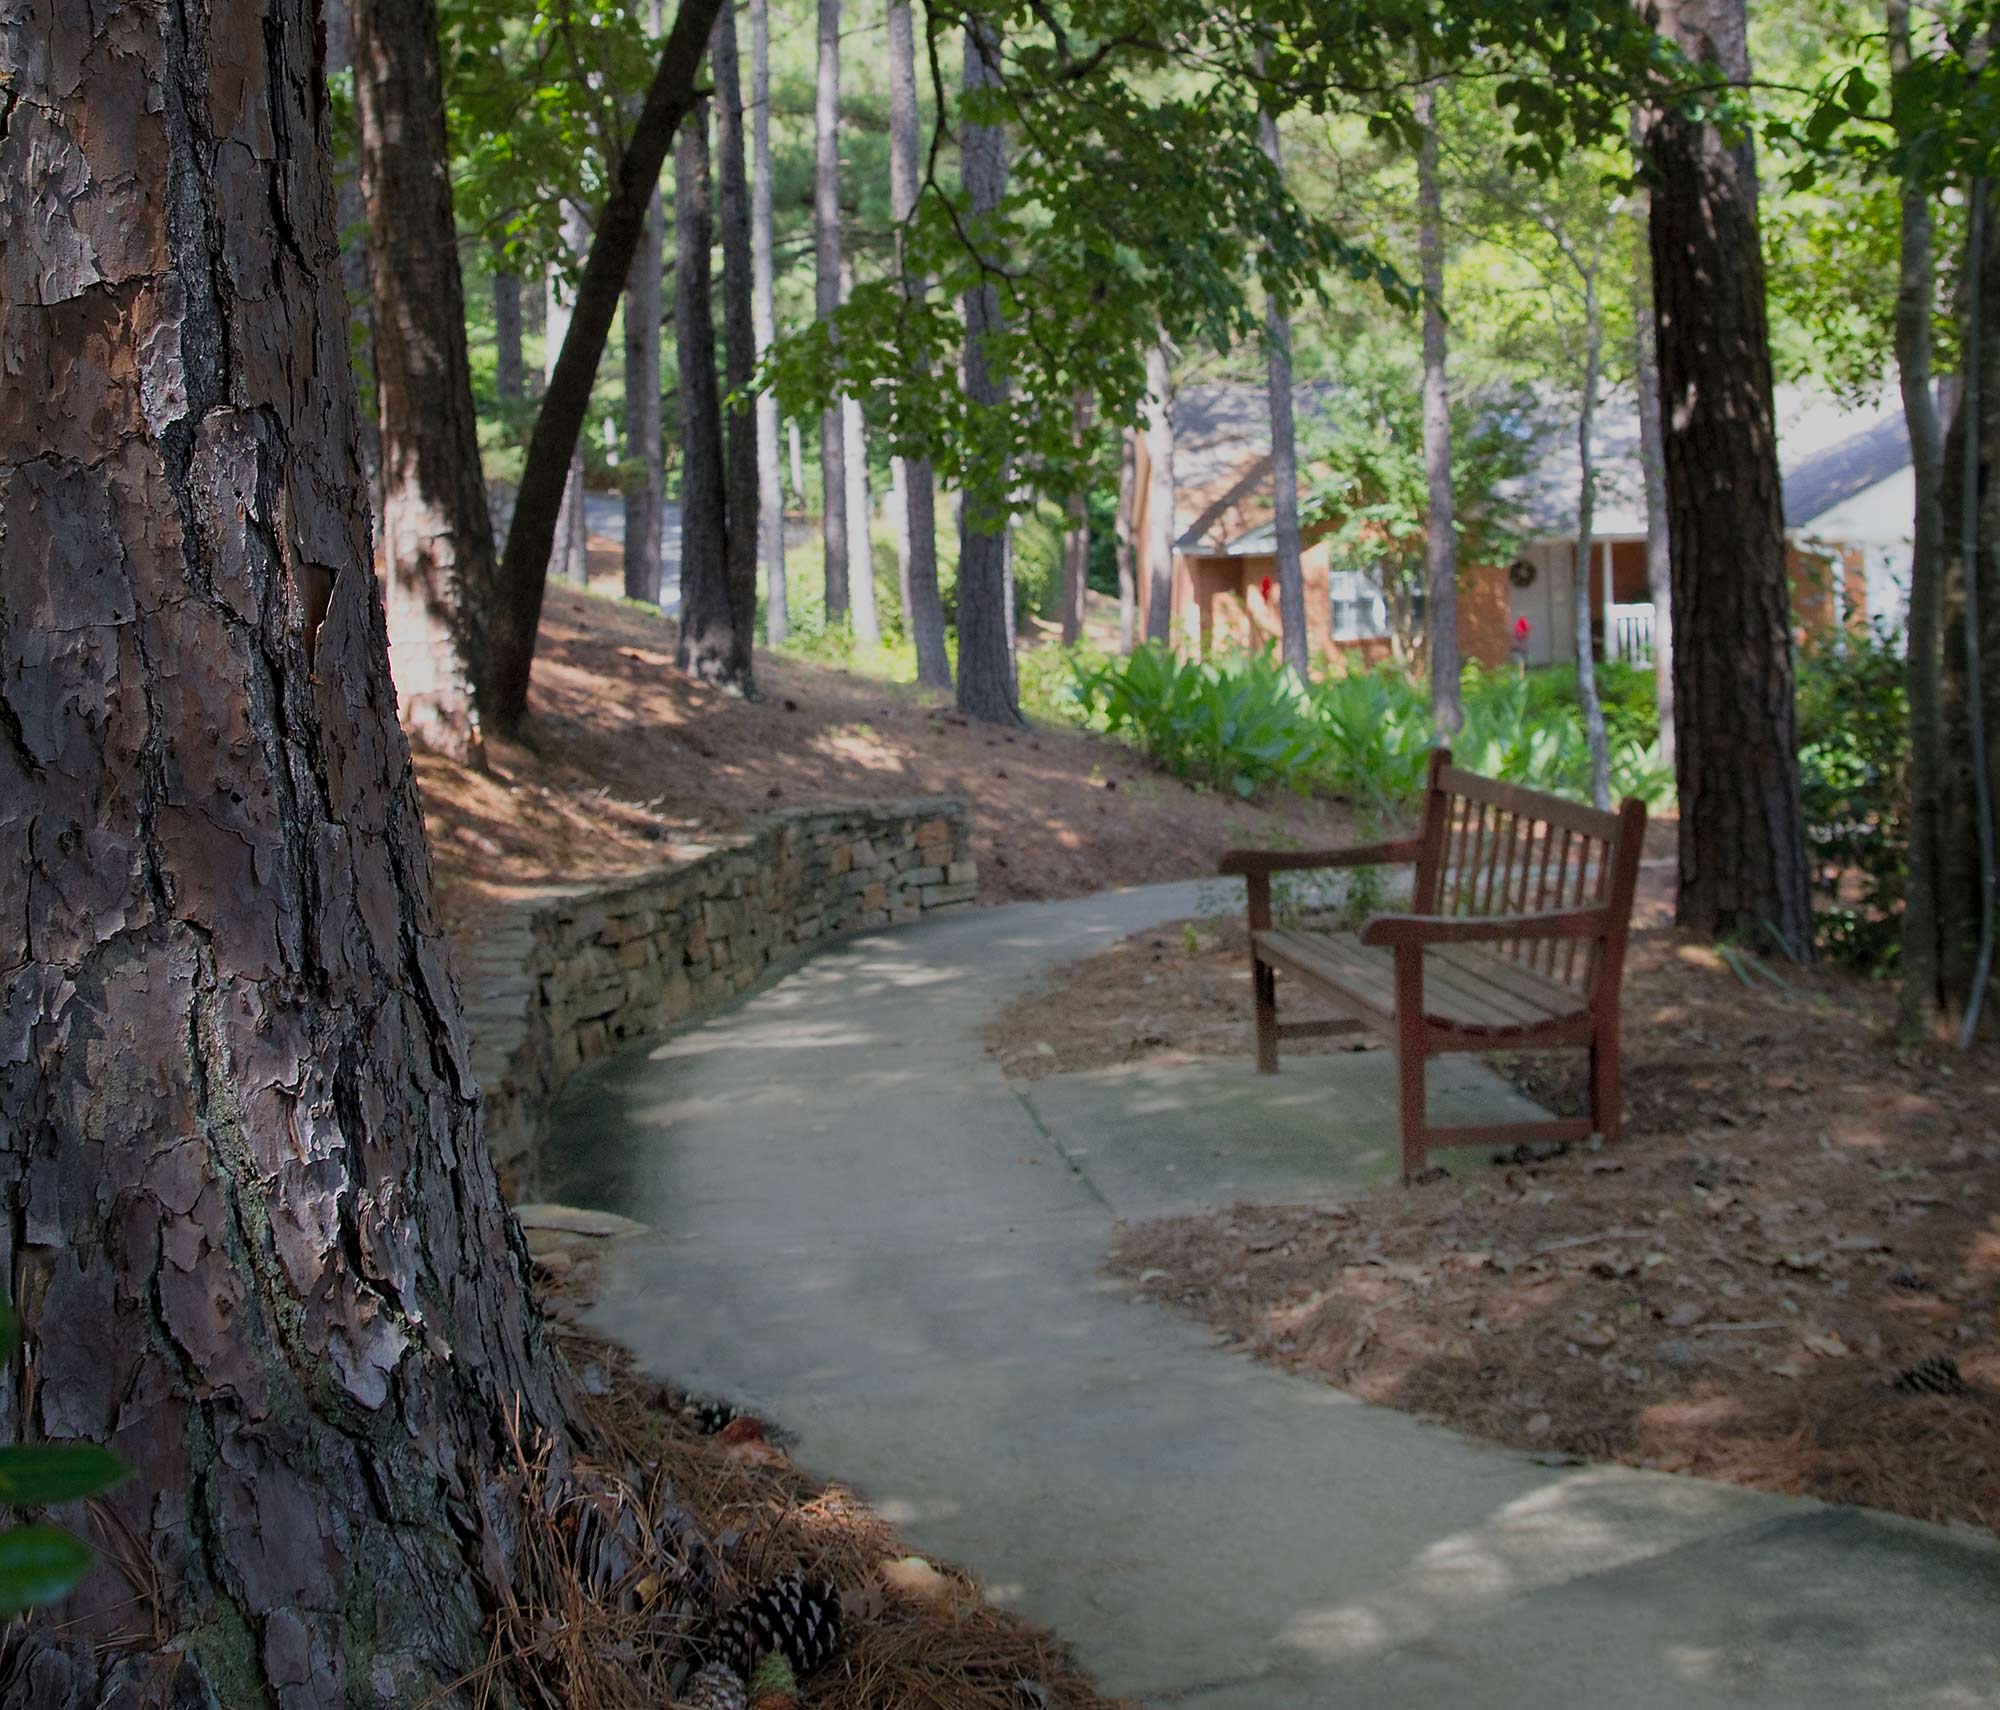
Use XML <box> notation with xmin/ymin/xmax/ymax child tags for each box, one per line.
<box><xmin>989</xmin><ymin>898</ymin><xmax>2000</xmax><ymax>1536</ymax></box>
<box><xmin>418</xmin><ymin>571</ymin><xmax>1355</xmax><ymax>952</ymax></box>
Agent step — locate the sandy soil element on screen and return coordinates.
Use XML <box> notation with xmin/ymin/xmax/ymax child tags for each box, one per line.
<box><xmin>419</xmin><ymin>579</ymin><xmax>1359</xmax><ymax>949</ymax></box>
<box><xmin>1068</xmin><ymin>921</ymin><xmax>2000</xmax><ymax>1534</ymax></box>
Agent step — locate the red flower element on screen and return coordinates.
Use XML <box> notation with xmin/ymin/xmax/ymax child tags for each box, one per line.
<box><xmin>1513</xmin><ymin>616</ymin><xmax>1532</xmax><ymax>640</ymax></box>
<box><xmin>1259</xmin><ymin>576</ymin><xmax>1274</xmax><ymax>603</ymax></box>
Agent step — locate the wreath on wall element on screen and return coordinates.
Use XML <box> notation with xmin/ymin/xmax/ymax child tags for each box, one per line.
<box><xmin>1507</xmin><ymin>558</ymin><xmax>1538</xmax><ymax>590</ymax></box>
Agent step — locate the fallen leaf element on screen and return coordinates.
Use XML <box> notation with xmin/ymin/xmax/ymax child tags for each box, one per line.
<box><xmin>1801</xmin><ymin>1329</ymin><xmax>1850</xmax><ymax>1359</ymax></box>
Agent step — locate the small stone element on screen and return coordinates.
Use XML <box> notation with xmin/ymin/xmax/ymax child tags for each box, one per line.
<box><xmin>512</xmin><ymin>1203</ymin><xmax>652</xmax><ymax>1239</ymax></box>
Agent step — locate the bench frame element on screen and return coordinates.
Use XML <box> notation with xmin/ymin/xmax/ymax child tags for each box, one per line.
<box><xmin>1220</xmin><ymin>749</ymin><xmax>1646</xmax><ymax>1181</ymax></box>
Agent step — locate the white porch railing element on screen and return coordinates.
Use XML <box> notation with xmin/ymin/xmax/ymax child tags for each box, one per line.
<box><xmin>1608</xmin><ymin>603</ymin><xmax>1655</xmax><ymax>664</ymax></box>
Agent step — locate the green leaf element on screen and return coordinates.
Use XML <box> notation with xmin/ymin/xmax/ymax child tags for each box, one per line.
<box><xmin>0</xmin><ymin>1444</ymin><xmax>131</xmax><ymax>1507</ymax></box>
<box><xmin>0</xmin><ymin>1525</ymin><xmax>93</xmax><ymax>1614</ymax></box>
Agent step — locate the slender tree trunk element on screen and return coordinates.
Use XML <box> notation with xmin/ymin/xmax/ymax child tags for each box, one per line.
<box><xmin>715</xmin><ymin>0</ymin><xmax>762</xmax><ymax>684</ymax></box>
<box><xmin>1143</xmin><ymin>336</ymin><xmax>1176</xmax><ymax>645</ymax></box>
<box><xmin>327</xmin><ymin>0</ymin><xmax>383</xmax><ymax>492</ymax></box>
<box><xmin>1628</xmin><ymin>116</ymin><xmax>1674</xmax><ymax>770</ymax></box>
<box><xmin>1936</xmin><ymin>180</ymin><xmax>2000</xmax><ymax>1034</ymax></box>
<box><xmin>1644</xmin><ymin>0</ymin><xmax>1813</xmax><ymax>955</ymax></box>
<box><xmin>548</xmin><ymin>208</ymin><xmax>591</xmax><ymax>587</ymax></box>
<box><xmin>0</xmin><ymin>0</ymin><xmax>568</xmax><ymax>1693</ymax></box>
<box><xmin>751</xmin><ymin>0</ymin><xmax>789</xmax><ymax>643</ymax></box>
<box><xmin>675</xmin><ymin>97</ymin><xmax>745</xmax><ymax>689</ymax></box>
<box><xmin>354</xmin><ymin>0</ymin><xmax>493</xmax><ymax>761</ymax></box>
<box><xmin>888</xmin><ymin>0</ymin><xmax>951</xmax><ymax>685</ymax></box>
<box><xmin>815</xmin><ymin>0</ymin><xmax>850</xmax><ymax>619</ymax></box>
<box><xmin>956</xmin><ymin>16</ymin><xmax>1022</xmax><ymax>723</ymax></box>
<box><xmin>1890</xmin><ymin>0</ymin><xmax>1947</xmax><ymax>1033</ymax></box>
<box><xmin>1258</xmin><ymin>110</ymin><xmax>1310</xmax><ymax>676</ymax></box>
<box><xmin>1416</xmin><ymin>81</ymin><xmax>1461</xmax><ymax>733</ymax></box>
<box><xmin>623</xmin><ymin>43</ymin><xmax>666</xmax><ymax>608</ymax></box>
<box><xmin>839</xmin><ymin>255</ymin><xmax>881</xmax><ymax>641</ymax></box>
<box><xmin>495</xmin><ymin>268</ymin><xmax>526</xmax><ymax>401</ymax></box>
<box><xmin>1574</xmin><ymin>269</ymin><xmax>1613</xmax><ymax>809</ymax></box>
<box><xmin>1116</xmin><ymin>427</ymin><xmax>1139</xmax><ymax>650</ymax></box>
<box><xmin>1061</xmin><ymin>392</ymin><xmax>1092</xmax><ymax>644</ymax></box>
<box><xmin>487</xmin><ymin>0</ymin><xmax>725</xmax><ymax>734</ymax></box>
<box><xmin>790</xmin><ymin>418</ymin><xmax>806</xmax><ymax>499</ymax></box>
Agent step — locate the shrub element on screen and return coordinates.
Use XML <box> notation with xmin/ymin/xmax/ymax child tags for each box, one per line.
<box><xmin>1795</xmin><ymin>626</ymin><xmax>1908</xmax><ymax>972</ymax></box>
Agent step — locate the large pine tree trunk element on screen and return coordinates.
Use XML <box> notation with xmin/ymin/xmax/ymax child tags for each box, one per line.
<box><xmin>1628</xmin><ymin>113</ymin><xmax>1674</xmax><ymax>770</ymax></box>
<box><xmin>326</xmin><ymin>0</ymin><xmax>383</xmax><ymax>493</ymax></box>
<box><xmin>0</xmin><ymin>0</ymin><xmax>568</xmax><ymax>1695</ymax></box>
<box><xmin>354</xmin><ymin>0</ymin><xmax>493</xmax><ymax>761</ymax></box>
<box><xmin>815</xmin><ymin>0</ymin><xmax>850</xmax><ymax>620</ymax></box>
<box><xmin>1415</xmin><ymin>83</ymin><xmax>1461</xmax><ymax>735</ymax></box>
<box><xmin>1258</xmin><ymin>107</ymin><xmax>1309</xmax><ymax>677</ymax></box>
<box><xmin>486</xmin><ymin>0</ymin><xmax>724</xmax><ymax>734</ymax></box>
<box><xmin>622</xmin><ymin>150</ymin><xmax>665</xmax><ymax>605</ymax></box>
<box><xmin>955</xmin><ymin>16</ymin><xmax>1022</xmax><ymax>724</ymax></box>
<box><xmin>887</xmin><ymin>0</ymin><xmax>951</xmax><ymax>685</ymax></box>
<box><xmin>1935</xmin><ymin>183</ymin><xmax>2000</xmax><ymax>1034</ymax></box>
<box><xmin>714</xmin><ymin>0</ymin><xmax>763</xmax><ymax>684</ymax></box>
<box><xmin>675</xmin><ymin>98</ymin><xmax>745</xmax><ymax>689</ymax></box>
<box><xmin>1890</xmin><ymin>0</ymin><xmax>1948</xmax><ymax>1034</ymax></box>
<box><xmin>1644</xmin><ymin>0</ymin><xmax>1813</xmax><ymax>955</ymax></box>
<box><xmin>751</xmin><ymin>0</ymin><xmax>789</xmax><ymax>644</ymax></box>
<box><xmin>1143</xmin><ymin>338</ymin><xmax>1176</xmax><ymax>645</ymax></box>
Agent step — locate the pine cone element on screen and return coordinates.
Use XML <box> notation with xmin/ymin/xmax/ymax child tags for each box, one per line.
<box><xmin>1894</xmin><ymin>1355</ymin><xmax>1971</xmax><ymax>1397</ymax></box>
<box><xmin>711</xmin><ymin>1572</ymin><xmax>843</xmax><ymax>1679</ymax></box>
<box><xmin>679</xmin><ymin>1662</ymin><xmax>750</xmax><ymax>1710</ymax></box>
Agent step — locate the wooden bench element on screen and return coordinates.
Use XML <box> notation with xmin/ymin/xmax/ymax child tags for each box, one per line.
<box><xmin>1219</xmin><ymin>749</ymin><xmax>1647</xmax><ymax>1181</ymax></box>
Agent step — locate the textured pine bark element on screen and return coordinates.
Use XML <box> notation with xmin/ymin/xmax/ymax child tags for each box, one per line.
<box><xmin>486</xmin><ymin>0</ymin><xmax>723</xmax><ymax>733</ymax></box>
<box><xmin>0</xmin><ymin>0</ymin><xmax>569</xmax><ymax>1696</ymax></box>
<box><xmin>955</xmin><ymin>17</ymin><xmax>1023</xmax><ymax>725</ymax></box>
<box><xmin>887</xmin><ymin>0</ymin><xmax>950</xmax><ymax>686</ymax></box>
<box><xmin>815</xmin><ymin>0</ymin><xmax>850</xmax><ymax>619</ymax></box>
<box><xmin>1258</xmin><ymin>107</ymin><xmax>1309</xmax><ymax>678</ymax></box>
<box><xmin>675</xmin><ymin>100</ymin><xmax>744</xmax><ymax>690</ymax></box>
<box><xmin>1415</xmin><ymin>83</ymin><xmax>1461</xmax><ymax>734</ymax></box>
<box><xmin>622</xmin><ymin>155</ymin><xmax>665</xmax><ymax>605</ymax></box>
<box><xmin>354</xmin><ymin>0</ymin><xmax>493</xmax><ymax>761</ymax></box>
<box><xmin>750</xmin><ymin>0</ymin><xmax>789</xmax><ymax>645</ymax></box>
<box><xmin>714</xmin><ymin>0</ymin><xmax>763</xmax><ymax>682</ymax></box>
<box><xmin>1644</xmin><ymin>0</ymin><xmax>1813</xmax><ymax>955</ymax></box>
<box><xmin>1143</xmin><ymin>339</ymin><xmax>1175</xmax><ymax>646</ymax></box>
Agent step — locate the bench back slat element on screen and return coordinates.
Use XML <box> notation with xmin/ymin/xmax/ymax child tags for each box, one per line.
<box><xmin>1415</xmin><ymin>748</ymin><xmax>1644</xmax><ymax>999</ymax></box>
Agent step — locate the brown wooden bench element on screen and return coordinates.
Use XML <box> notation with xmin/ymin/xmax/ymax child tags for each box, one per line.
<box><xmin>1219</xmin><ymin>749</ymin><xmax>1646</xmax><ymax>1181</ymax></box>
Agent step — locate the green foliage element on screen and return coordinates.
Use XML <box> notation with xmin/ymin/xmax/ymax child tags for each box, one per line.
<box><xmin>0</xmin><ymin>1298</ymin><xmax>129</xmax><ymax>1616</ymax></box>
<box><xmin>1795</xmin><ymin>627</ymin><xmax>1910</xmax><ymax>973</ymax></box>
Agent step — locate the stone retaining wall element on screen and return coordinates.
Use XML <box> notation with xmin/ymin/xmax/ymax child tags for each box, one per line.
<box><xmin>462</xmin><ymin>798</ymin><xmax>975</xmax><ymax>1187</ymax></box>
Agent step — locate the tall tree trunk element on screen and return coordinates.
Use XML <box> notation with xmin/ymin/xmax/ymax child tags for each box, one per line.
<box><xmin>1644</xmin><ymin>0</ymin><xmax>1813</xmax><ymax>956</ymax></box>
<box><xmin>547</xmin><ymin>208</ymin><xmax>590</xmax><ymax>587</ymax></box>
<box><xmin>1143</xmin><ymin>337</ymin><xmax>1176</xmax><ymax>645</ymax></box>
<box><xmin>956</xmin><ymin>16</ymin><xmax>1022</xmax><ymax>723</ymax></box>
<box><xmin>1936</xmin><ymin>180</ymin><xmax>2000</xmax><ymax>1034</ymax></box>
<box><xmin>715</xmin><ymin>0</ymin><xmax>762</xmax><ymax>685</ymax></box>
<box><xmin>815</xmin><ymin>0</ymin><xmax>850</xmax><ymax>620</ymax></box>
<box><xmin>675</xmin><ymin>97</ymin><xmax>745</xmax><ymax>690</ymax></box>
<box><xmin>354</xmin><ymin>0</ymin><xmax>492</xmax><ymax>761</ymax></box>
<box><xmin>887</xmin><ymin>0</ymin><xmax>951</xmax><ymax>685</ymax></box>
<box><xmin>1628</xmin><ymin>118</ymin><xmax>1674</xmax><ymax>770</ymax></box>
<box><xmin>1891</xmin><ymin>0</ymin><xmax>1948</xmax><ymax>1034</ymax></box>
<box><xmin>790</xmin><ymin>418</ymin><xmax>806</xmax><ymax>499</ymax></box>
<box><xmin>326</xmin><ymin>0</ymin><xmax>383</xmax><ymax>493</ymax></box>
<box><xmin>1116</xmin><ymin>427</ymin><xmax>1139</xmax><ymax>650</ymax></box>
<box><xmin>751</xmin><ymin>0</ymin><xmax>789</xmax><ymax>644</ymax></box>
<box><xmin>1062</xmin><ymin>392</ymin><xmax>1092</xmax><ymax>644</ymax></box>
<box><xmin>840</xmin><ymin>254</ymin><xmax>881</xmax><ymax>642</ymax></box>
<box><xmin>1573</xmin><ymin>268</ymin><xmax>1613</xmax><ymax>810</ymax></box>
<box><xmin>495</xmin><ymin>268</ymin><xmax>526</xmax><ymax>401</ymax></box>
<box><xmin>487</xmin><ymin>0</ymin><xmax>725</xmax><ymax>734</ymax></box>
<box><xmin>1259</xmin><ymin>105</ymin><xmax>1309</xmax><ymax>676</ymax></box>
<box><xmin>622</xmin><ymin>71</ymin><xmax>666</xmax><ymax>607</ymax></box>
<box><xmin>1416</xmin><ymin>81</ymin><xmax>1461</xmax><ymax>734</ymax></box>
<box><xmin>0</xmin><ymin>0</ymin><xmax>568</xmax><ymax>1693</ymax></box>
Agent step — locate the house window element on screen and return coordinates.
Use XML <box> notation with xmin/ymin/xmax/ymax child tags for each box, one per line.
<box><xmin>1329</xmin><ymin>567</ymin><xmax>1393</xmax><ymax>640</ymax></box>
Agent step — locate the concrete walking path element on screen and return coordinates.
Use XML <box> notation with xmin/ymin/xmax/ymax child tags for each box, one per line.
<box><xmin>551</xmin><ymin>885</ymin><xmax>2000</xmax><ymax>1708</ymax></box>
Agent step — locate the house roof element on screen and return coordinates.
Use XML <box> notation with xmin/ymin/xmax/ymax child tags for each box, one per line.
<box><xmin>1165</xmin><ymin>380</ymin><xmax>1916</xmax><ymax>557</ymax></box>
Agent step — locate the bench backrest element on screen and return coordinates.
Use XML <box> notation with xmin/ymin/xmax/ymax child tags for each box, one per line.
<box><xmin>1412</xmin><ymin>748</ymin><xmax>1647</xmax><ymax>998</ymax></box>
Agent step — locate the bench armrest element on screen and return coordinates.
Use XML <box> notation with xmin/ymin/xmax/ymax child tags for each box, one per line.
<box><xmin>1219</xmin><ymin>839</ymin><xmax>1422</xmax><ymax>877</ymax></box>
<box><xmin>1357</xmin><ymin>906</ymin><xmax>1612</xmax><ymax>947</ymax></box>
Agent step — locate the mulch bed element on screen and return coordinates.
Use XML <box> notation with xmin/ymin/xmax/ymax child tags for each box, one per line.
<box><xmin>1013</xmin><ymin>919</ymin><xmax>2000</xmax><ymax>1534</ymax></box>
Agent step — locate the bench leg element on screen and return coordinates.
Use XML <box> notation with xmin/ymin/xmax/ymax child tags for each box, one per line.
<box><xmin>1590</xmin><ymin>1021</ymin><xmax>1622</xmax><ymax>1141</ymax></box>
<box><xmin>1253</xmin><ymin>957</ymin><xmax>1279</xmax><ymax>1073</ymax></box>
<box><xmin>1393</xmin><ymin>948</ymin><xmax>1428</xmax><ymax>1182</ymax></box>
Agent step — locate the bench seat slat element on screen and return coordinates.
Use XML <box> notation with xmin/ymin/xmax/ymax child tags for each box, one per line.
<box><xmin>1253</xmin><ymin>929</ymin><xmax>1587</xmax><ymax>1038</ymax></box>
